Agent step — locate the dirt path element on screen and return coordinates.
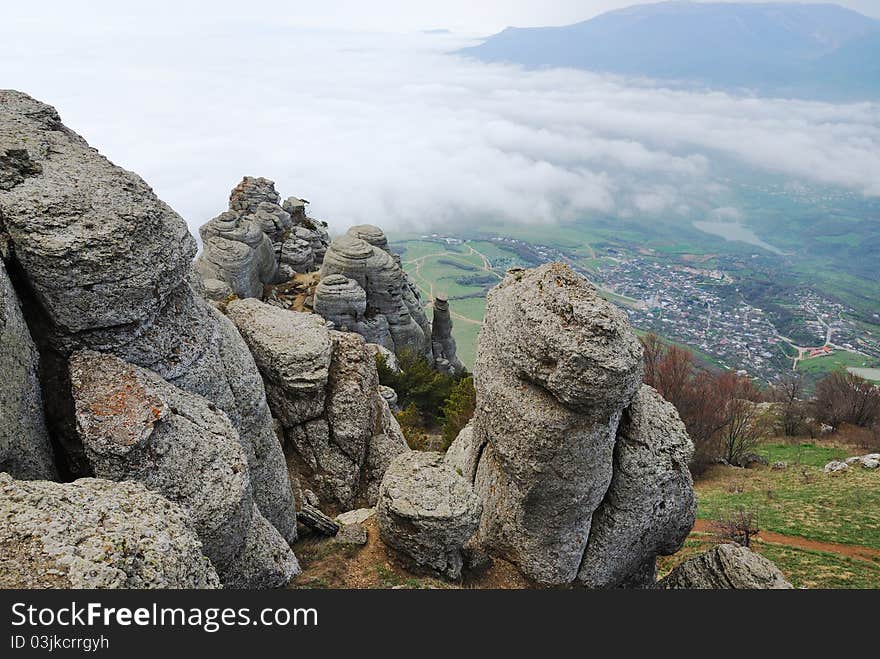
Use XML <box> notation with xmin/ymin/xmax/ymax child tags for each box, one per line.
<box><xmin>692</xmin><ymin>519</ymin><xmax>880</xmax><ymax>563</ymax></box>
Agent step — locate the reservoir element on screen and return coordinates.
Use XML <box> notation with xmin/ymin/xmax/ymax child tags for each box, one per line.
<box><xmin>693</xmin><ymin>220</ymin><xmax>786</xmax><ymax>256</ymax></box>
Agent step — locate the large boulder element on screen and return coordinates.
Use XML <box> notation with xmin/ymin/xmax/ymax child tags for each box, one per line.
<box><xmin>0</xmin><ymin>91</ymin><xmax>296</xmax><ymax>541</ymax></box>
<box><xmin>377</xmin><ymin>452</ymin><xmax>481</xmax><ymax>579</ymax></box>
<box><xmin>471</xmin><ymin>263</ymin><xmax>644</xmax><ymax>585</ymax></box>
<box><xmin>70</xmin><ymin>351</ymin><xmax>300</xmax><ymax>588</ymax></box>
<box><xmin>226</xmin><ymin>298</ymin><xmax>407</xmax><ymax>511</ymax></box>
<box><xmin>0</xmin><ymin>473</ymin><xmax>220</xmax><ymax>589</ymax></box>
<box><xmin>0</xmin><ymin>260</ymin><xmax>55</xmax><ymax>479</ymax></box>
<box><xmin>659</xmin><ymin>544</ymin><xmax>793</xmax><ymax>589</ymax></box>
<box><xmin>578</xmin><ymin>385</ymin><xmax>696</xmax><ymax>588</ymax></box>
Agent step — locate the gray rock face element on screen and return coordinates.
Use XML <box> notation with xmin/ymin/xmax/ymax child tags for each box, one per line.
<box><xmin>227</xmin><ymin>299</ymin><xmax>331</xmax><ymax>426</ymax></box>
<box><xmin>0</xmin><ymin>260</ymin><xmax>55</xmax><ymax>479</ymax></box>
<box><xmin>0</xmin><ymin>473</ymin><xmax>220</xmax><ymax>589</ymax></box>
<box><xmin>70</xmin><ymin>351</ymin><xmax>300</xmax><ymax>589</ymax></box>
<box><xmin>377</xmin><ymin>451</ymin><xmax>481</xmax><ymax>579</ymax></box>
<box><xmin>0</xmin><ymin>91</ymin><xmax>296</xmax><ymax>542</ymax></box>
<box><xmin>196</xmin><ymin>210</ymin><xmax>277</xmax><ymax>299</ymax></box>
<box><xmin>226</xmin><ymin>298</ymin><xmax>407</xmax><ymax>511</ymax></box>
<box><xmin>470</xmin><ymin>263</ymin><xmax>644</xmax><ymax>585</ymax></box>
<box><xmin>431</xmin><ymin>294</ymin><xmax>463</xmax><ymax>374</ymax></box>
<box><xmin>659</xmin><ymin>544</ymin><xmax>793</xmax><ymax>589</ymax></box>
<box><xmin>444</xmin><ymin>422</ymin><xmax>483</xmax><ymax>484</ymax></box>
<box><xmin>318</xmin><ymin>228</ymin><xmax>432</xmax><ymax>361</ymax></box>
<box><xmin>578</xmin><ymin>385</ymin><xmax>696</xmax><ymax>588</ymax></box>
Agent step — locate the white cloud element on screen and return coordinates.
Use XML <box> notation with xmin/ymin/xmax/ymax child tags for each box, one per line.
<box><xmin>1</xmin><ymin>21</ymin><xmax>878</xmax><ymax>238</ymax></box>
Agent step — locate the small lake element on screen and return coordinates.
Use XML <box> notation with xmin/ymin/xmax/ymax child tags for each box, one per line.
<box><xmin>693</xmin><ymin>220</ymin><xmax>786</xmax><ymax>256</ymax></box>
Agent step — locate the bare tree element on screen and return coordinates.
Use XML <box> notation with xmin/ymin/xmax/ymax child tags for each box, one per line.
<box><xmin>711</xmin><ymin>507</ymin><xmax>759</xmax><ymax>548</ymax></box>
<box><xmin>715</xmin><ymin>372</ymin><xmax>764</xmax><ymax>464</ymax></box>
<box><xmin>813</xmin><ymin>371</ymin><xmax>880</xmax><ymax>429</ymax></box>
<box><xmin>770</xmin><ymin>373</ymin><xmax>808</xmax><ymax>436</ymax></box>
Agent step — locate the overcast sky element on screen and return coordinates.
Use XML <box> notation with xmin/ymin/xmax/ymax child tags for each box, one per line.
<box><xmin>2</xmin><ymin>2</ymin><xmax>879</xmax><ymax>235</ymax></box>
<box><xmin>5</xmin><ymin>1</ymin><xmax>879</xmax><ymax>34</ymax></box>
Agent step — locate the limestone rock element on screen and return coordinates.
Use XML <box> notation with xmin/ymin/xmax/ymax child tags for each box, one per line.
<box><xmin>824</xmin><ymin>460</ymin><xmax>848</xmax><ymax>473</ymax></box>
<box><xmin>313</xmin><ymin>274</ymin><xmax>367</xmax><ymax>332</ymax></box>
<box><xmin>336</xmin><ymin>508</ymin><xmax>375</xmax><ymax>525</ymax></box>
<box><xmin>319</xmin><ymin>229</ymin><xmax>431</xmax><ymax>360</ymax></box>
<box><xmin>196</xmin><ymin>211</ymin><xmax>277</xmax><ymax>299</ymax></box>
<box><xmin>578</xmin><ymin>385</ymin><xmax>696</xmax><ymax>588</ymax></box>
<box><xmin>431</xmin><ymin>294</ymin><xmax>463</xmax><ymax>374</ymax></box>
<box><xmin>0</xmin><ymin>473</ymin><xmax>220</xmax><ymax>589</ymax></box>
<box><xmin>226</xmin><ymin>299</ymin><xmax>332</xmax><ymax>426</ymax></box>
<box><xmin>0</xmin><ymin>91</ymin><xmax>296</xmax><ymax>541</ymax></box>
<box><xmin>482</xmin><ymin>264</ymin><xmax>643</xmax><ymax>414</ymax></box>
<box><xmin>334</xmin><ymin>523</ymin><xmax>368</xmax><ymax>546</ymax></box>
<box><xmin>471</xmin><ymin>263</ymin><xmax>643</xmax><ymax>585</ymax></box>
<box><xmin>658</xmin><ymin>544</ymin><xmax>793</xmax><ymax>589</ymax></box>
<box><xmin>377</xmin><ymin>452</ymin><xmax>482</xmax><ymax>579</ymax></box>
<box><xmin>226</xmin><ymin>298</ymin><xmax>406</xmax><ymax>511</ymax></box>
<box><xmin>443</xmin><ymin>422</ymin><xmax>483</xmax><ymax>484</ymax></box>
<box><xmin>0</xmin><ymin>260</ymin><xmax>55</xmax><ymax>479</ymax></box>
<box><xmin>70</xmin><ymin>351</ymin><xmax>300</xmax><ymax>589</ymax></box>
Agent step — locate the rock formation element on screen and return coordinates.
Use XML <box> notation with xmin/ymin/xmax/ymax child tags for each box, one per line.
<box><xmin>0</xmin><ymin>90</ymin><xmax>296</xmax><ymax>543</ymax></box>
<box><xmin>443</xmin><ymin>262</ymin><xmax>697</xmax><ymax>587</ymax></box>
<box><xmin>658</xmin><ymin>544</ymin><xmax>793</xmax><ymax>589</ymax></box>
<box><xmin>0</xmin><ymin>260</ymin><xmax>56</xmax><ymax>480</ymax></box>
<box><xmin>578</xmin><ymin>384</ymin><xmax>696</xmax><ymax>588</ymax></box>
<box><xmin>0</xmin><ymin>473</ymin><xmax>220</xmax><ymax>589</ymax></box>
<box><xmin>377</xmin><ymin>451</ymin><xmax>481</xmax><ymax>579</ymax></box>
<box><xmin>70</xmin><ymin>351</ymin><xmax>300</xmax><ymax>588</ymax></box>
<box><xmin>226</xmin><ymin>298</ymin><xmax>408</xmax><ymax>512</ymax></box>
<box><xmin>318</xmin><ymin>229</ymin><xmax>432</xmax><ymax>361</ymax></box>
<box><xmin>431</xmin><ymin>293</ymin><xmax>463</xmax><ymax>374</ymax></box>
<box><xmin>465</xmin><ymin>263</ymin><xmax>645</xmax><ymax>585</ymax></box>
<box><xmin>196</xmin><ymin>178</ymin><xmax>330</xmax><ymax>300</ymax></box>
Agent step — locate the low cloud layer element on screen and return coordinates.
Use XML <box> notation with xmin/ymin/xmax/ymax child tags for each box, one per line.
<box><xmin>2</xmin><ymin>21</ymin><xmax>878</xmax><ymax>236</ymax></box>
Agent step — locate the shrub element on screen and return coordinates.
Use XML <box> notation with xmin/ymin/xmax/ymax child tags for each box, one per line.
<box><xmin>440</xmin><ymin>376</ymin><xmax>476</xmax><ymax>450</ymax></box>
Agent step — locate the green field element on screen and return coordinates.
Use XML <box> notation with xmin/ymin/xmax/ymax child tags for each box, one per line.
<box><xmin>796</xmin><ymin>350</ymin><xmax>880</xmax><ymax>378</ymax></box>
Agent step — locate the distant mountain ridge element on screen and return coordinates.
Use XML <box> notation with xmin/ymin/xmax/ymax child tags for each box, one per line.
<box><xmin>458</xmin><ymin>2</ymin><xmax>880</xmax><ymax>101</ymax></box>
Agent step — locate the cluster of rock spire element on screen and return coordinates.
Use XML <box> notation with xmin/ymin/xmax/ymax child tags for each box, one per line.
<box><xmin>195</xmin><ymin>176</ymin><xmax>462</xmax><ymax>375</ymax></box>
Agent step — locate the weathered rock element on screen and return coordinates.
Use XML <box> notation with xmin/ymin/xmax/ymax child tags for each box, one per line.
<box><xmin>196</xmin><ymin>211</ymin><xmax>277</xmax><ymax>299</ymax></box>
<box><xmin>732</xmin><ymin>452</ymin><xmax>769</xmax><ymax>468</ymax></box>
<box><xmin>444</xmin><ymin>422</ymin><xmax>483</xmax><ymax>484</ymax></box>
<box><xmin>377</xmin><ymin>451</ymin><xmax>481</xmax><ymax>579</ymax></box>
<box><xmin>226</xmin><ymin>298</ymin><xmax>406</xmax><ymax>511</ymax></box>
<box><xmin>313</xmin><ymin>274</ymin><xmax>367</xmax><ymax>331</ymax></box>
<box><xmin>824</xmin><ymin>460</ymin><xmax>848</xmax><ymax>473</ymax></box>
<box><xmin>659</xmin><ymin>544</ymin><xmax>793</xmax><ymax>589</ymax></box>
<box><xmin>431</xmin><ymin>294</ymin><xmax>463</xmax><ymax>374</ymax></box>
<box><xmin>319</xmin><ymin>231</ymin><xmax>431</xmax><ymax>360</ymax></box>
<box><xmin>334</xmin><ymin>523</ymin><xmax>368</xmax><ymax>546</ymax></box>
<box><xmin>226</xmin><ymin>299</ymin><xmax>332</xmax><ymax>426</ymax></box>
<box><xmin>378</xmin><ymin>385</ymin><xmax>399</xmax><ymax>412</ymax></box>
<box><xmin>0</xmin><ymin>260</ymin><xmax>55</xmax><ymax>479</ymax></box>
<box><xmin>471</xmin><ymin>263</ymin><xmax>643</xmax><ymax>585</ymax></box>
<box><xmin>578</xmin><ymin>385</ymin><xmax>696</xmax><ymax>588</ymax></box>
<box><xmin>0</xmin><ymin>473</ymin><xmax>220</xmax><ymax>589</ymax></box>
<box><xmin>0</xmin><ymin>92</ymin><xmax>296</xmax><ymax>541</ymax></box>
<box><xmin>336</xmin><ymin>507</ymin><xmax>375</xmax><ymax>525</ymax></box>
<box><xmin>70</xmin><ymin>350</ymin><xmax>300</xmax><ymax>588</ymax></box>
<box><xmin>229</xmin><ymin>176</ymin><xmax>282</xmax><ymax>215</ymax></box>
